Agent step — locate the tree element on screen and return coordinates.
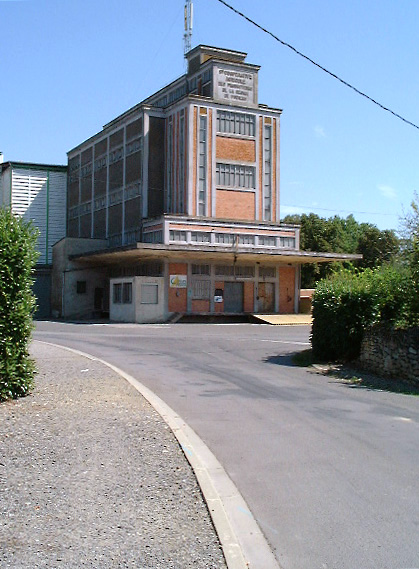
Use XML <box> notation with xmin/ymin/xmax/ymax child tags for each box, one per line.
<box><xmin>282</xmin><ymin>212</ymin><xmax>399</xmax><ymax>286</ymax></box>
<box><xmin>0</xmin><ymin>209</ymin><xmax>39</xmax><ymax>401</ymax></box>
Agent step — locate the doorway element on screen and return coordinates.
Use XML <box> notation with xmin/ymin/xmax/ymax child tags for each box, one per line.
<box><xmin>257</xmin><ymin>282</ymin><xmax>275</xmax><ymax>312</ymax></box>
<box><xmin>224</xmin><ymin>282</ymin><xmax>244</xmax><ymax>313</ymax></box>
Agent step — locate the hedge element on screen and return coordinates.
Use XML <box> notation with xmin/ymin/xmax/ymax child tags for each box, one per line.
<box><xmin>0</xmin><ymin>209</ymin><xmax>39</xmax><ymax>401</ymax></box>
<box><xmin>311</xmin><ymin>266</ymin><xmax>415</xmax><ymax>361</ymax></box>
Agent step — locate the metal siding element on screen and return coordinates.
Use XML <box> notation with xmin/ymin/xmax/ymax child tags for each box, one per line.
<box><xmin>47</xmin><ymin>171</ymin><xmax>67</xmax><ymax>261</ymax></box>
<box><xmin>13</xmin><ymin>169</ymin><xmax>48</xmax><ymax>263</ymax></box>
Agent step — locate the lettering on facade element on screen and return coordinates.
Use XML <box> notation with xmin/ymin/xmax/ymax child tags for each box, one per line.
<box><xmin>215</xmin><ymin>68</ymin><xmax>255</xmax><ymax>105</ymax></box>
<box><xmin>170</xmin><ymin>275</ymin><xmax>187</xmax><ymax>288</ymax></box>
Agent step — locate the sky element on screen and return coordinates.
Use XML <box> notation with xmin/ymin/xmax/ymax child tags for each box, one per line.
<box><xmin>1</xmin><ymin>0</ymin><xmax>418</xmax><ymax>231</ymax></box>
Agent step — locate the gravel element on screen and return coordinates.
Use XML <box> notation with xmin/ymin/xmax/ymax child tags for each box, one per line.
<box><xmin>0</xmin><ymin>341</ymin><xmax>227</xmax><ymax>569</ymax></box>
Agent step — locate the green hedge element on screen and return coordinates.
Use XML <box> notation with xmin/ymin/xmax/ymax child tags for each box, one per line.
<box><xmin>311</xmin><ymin>266</ymin><xmax>415</xmax><ymax>361</ymax></box>
<box><xmin>0</xmin><ymin>209</ymin><xmax>39</xmax><ymax>401</ymax></box>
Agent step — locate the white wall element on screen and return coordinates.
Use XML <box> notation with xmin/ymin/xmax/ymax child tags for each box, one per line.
<box><xmin>110</xmin><ymin>276</ymin><xmax>166</xmax><ymax>323</ymax></box>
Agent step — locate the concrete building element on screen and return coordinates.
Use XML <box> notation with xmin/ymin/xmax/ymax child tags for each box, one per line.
<box><xmin>53</xmin><ymin>45</ymin><xmax>359</xmax><ymax>322</ymax></box>
<box><xmin>0</xmin><ymin>155</ymin><xmax>67</xmax><ymax>318</ymax></box>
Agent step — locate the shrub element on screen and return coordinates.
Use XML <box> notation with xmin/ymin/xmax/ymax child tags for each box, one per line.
<box><xmin>0</xmin><ymin>209</ymin><xmax>39</xmax><ymax>401</ymax></box>
<box><xmin>311</xmin><ymin>266</ymin><xmax>415</xmax><ymax>361</ymax></box>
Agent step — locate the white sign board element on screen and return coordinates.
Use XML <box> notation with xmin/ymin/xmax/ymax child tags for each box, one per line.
<box><xmin>215</xmin><ymin>68</ymin><xmax>255</xmax><ymax>106</ymax></box>
<box><xmin>170</xmin><ymin>275</ymin><xmax>187</xmax><ymax>288</ymax></box>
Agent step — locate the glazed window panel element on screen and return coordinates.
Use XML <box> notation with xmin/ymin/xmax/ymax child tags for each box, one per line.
<box><xmin>122</xmin><ymin>282</ymin><xmax>132</xmax><ymax>304</ymax></box>
<box><xmin>216</xmin><ymin>163</ymin><xmax>256</xmax><ymax>189</ymax></box>
<box><xmin>216</xmin><ymin>111</ymin><xmax>255</xmax><ymax>136</ymax></box>
<box><xmin>169</xmin><ymin>230</ymin><xmax>187</xmax><ymax>242</ymax></box>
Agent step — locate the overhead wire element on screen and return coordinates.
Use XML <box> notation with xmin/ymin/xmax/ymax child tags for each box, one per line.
<box><xmin>215</xmin><ymin>0</ymin><xmax>419</xmax><ymax>131</ymax></box>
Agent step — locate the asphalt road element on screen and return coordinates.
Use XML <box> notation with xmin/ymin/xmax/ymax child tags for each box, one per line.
<box><xmin>34</xmin><ymin>321</ymin><xmax>419</xmax><ymax>569</ymax></box>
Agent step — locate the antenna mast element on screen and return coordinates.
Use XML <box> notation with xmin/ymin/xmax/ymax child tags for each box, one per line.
<box><xmin>184</xmin><ymin>0</ymin><xmax>193</xmax><ymax>57</ymax></box>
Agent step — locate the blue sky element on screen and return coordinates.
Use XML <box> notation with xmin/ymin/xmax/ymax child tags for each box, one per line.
<box><xmin>1</xmin><ymin>0</ymin><xmax>418</xmax><ymax>231</ymax></box>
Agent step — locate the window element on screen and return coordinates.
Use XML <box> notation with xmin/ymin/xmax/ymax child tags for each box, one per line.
<box><xmin>191</xmin><ymin>232</ymin><xmax>210</xmax><ymax>243</ymax></box>
<box><xmin>122</xmin><ymin>282</ymin><xmax>132</xmax><ymax>304</ymax></box>
<box><xmin>263</xmin><ymin>125</ymin><xmax>272</xmax><ymax>221</ymax></box>
<box><xmin>198</xmin><ymin>115</ymin><xmax>207</xmax><ymax>216</ymax></box>
<box><xmin>113</xmin><ymin>282</ymin><xmax>132</xmax><ymax>304</ymax></box>
<box><xmin>215</xmin><ymin>265</ymin><xmax>234</xmax><ymax>276</ymax></box>
<box><xmin>179</xmin><ymin>112</ymin><xmax>185</xmax><ymax>212</ymax></box>
<box><xmin>192</xmin><ymin>280</ymin><xmax>210</xmax><ymax>300</ymax></box>
<box><xmin>167</xmin><ymin>118</ymin><xmax>173</xmax><ymax>212</ymax></box>
<box><xmin>259</xmin><ymin>266</ymin><xmax>276</xmax><ymax>278</ymax></box>
<box><xmin>258</xmin><ymin>236</ymin><xmax>276</xmax><ymax>247</ymax></box>
<box><xmin>215</xmin><ymin>233</ymin><xmax>235</xmax><ymax>245</ymax></box>
<box><xmin>238</xmin><ymin>234</ymin><xmax>255</xmax><ymax>245</ymax></box>
<box><xmin>169</xmin><ymin>230</ymin><xmax>187</xmax><ymax>242</ymax></box>
<box><xmin>141</xmin><ymin>284</ymin><xmax>158</xmax><ymax>304</ymax></box>
<box><xmin>113</xmin><ymin>283</ymin><xmax>122</xmax><ymax>304</ymax></box>
<box><xmin>76</xmin><ymin>281</ymin><xmax>87</xmax><ymax>294</ymax></box>
<box><xmin>216</xmin><ymin>163</ymin><xmax>255</xmax><ymax>189</ymax></box>
<box><xmin>217</xmin><ymin>110</ymin><xmax>255</xmax><ymax>136</ymax></box>
<box><xmin>279</xmin><ymin>236</ymin><xmax>296</xmax><ymax>249</ymax></box>
<box><xmin>192</xmin><ymin>264</ymin><xmax>210</xmax><ymax>275</ymax></box>
<box><xmin>235</xmin><ymin>265</ymin><xmax>254</xmax><ymax>278</ymax></box>
<box><xmin>143</xmin><ymin>231</ymin><xmax>163</xmax><ymax>243</ymax></box>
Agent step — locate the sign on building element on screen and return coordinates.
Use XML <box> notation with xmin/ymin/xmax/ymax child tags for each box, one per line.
<box><xmin>214</xmin><ymin>67</ymin><xmax>256</xmax><ymax>106</ymax></box>
<box><xmin>170</xmin><ymin>275</ymin><xmax>187</xmax><ymax>288</ymax></box>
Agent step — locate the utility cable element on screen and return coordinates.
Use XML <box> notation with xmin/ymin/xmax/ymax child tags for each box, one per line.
<box><xmin>216</xmin><ymin>0</ymin><xmax>419</xmax><ymax>131</ymax></box>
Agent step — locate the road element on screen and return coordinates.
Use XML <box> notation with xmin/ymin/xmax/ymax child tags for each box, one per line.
<box><xmin>34</xmin><ymin>321</ymin><xmax>419</xmax><ymax>569</ymax></box>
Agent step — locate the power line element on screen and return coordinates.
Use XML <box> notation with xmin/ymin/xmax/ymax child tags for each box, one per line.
<box><xmin>215</xmin><ymin>0</ymin><xmax>419</xmax><ymax>131</ymax></box>
<box><xmin>282</xmin><ymin>204</ymin><xmax>398</xmax><ymax>217</ymax></box>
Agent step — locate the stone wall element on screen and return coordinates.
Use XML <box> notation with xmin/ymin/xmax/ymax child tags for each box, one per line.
<box><xmin>359</xmin><ymin>325</ymin><xmax>419</xmax><ymax>382</ymax></box>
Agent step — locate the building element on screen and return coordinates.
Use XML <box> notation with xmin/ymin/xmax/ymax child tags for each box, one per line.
<box><xmin>0</xmin><ymin>155</ymin><xmax>67</xmax><ymax>318</ymax></box>
<box><xmin>52</xmin><ymin>45</ymin><xmax>359</xmax><ymax>322</ymax></box>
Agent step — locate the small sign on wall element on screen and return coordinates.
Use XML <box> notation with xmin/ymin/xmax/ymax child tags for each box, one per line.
<box><xmin>170</xmin><ymin>275</ymin><xmax>187</xmax><ymax>288</ymax></box>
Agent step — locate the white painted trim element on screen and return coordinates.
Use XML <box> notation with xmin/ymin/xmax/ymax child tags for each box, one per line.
<box><xmin>276</xmin><ymin>117</ymin><xmax>281</xmax><ymax>222</ymax></box>
<box><xmin>187</xmin><ymin>104</ymin><xmax>194</xmax><ymax>215</ymax></box>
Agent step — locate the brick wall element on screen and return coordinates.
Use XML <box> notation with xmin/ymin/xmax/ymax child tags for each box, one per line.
<box><xmin>168</xmin><ymin>263</ymin><xmax>187</xmax><ymax>313</ymax></box>
<box><xmin>216</xmin><ymin>189</ymin><xmax>255</xmax><ymax>220</ymax></box>
<box><xmin>279</xmin><ymin>267</ymin><xmax>295</xmax><ymax>314</ymax></box>
<box><xmin>243</xmin><ymin>282</ymin><xmax>254</xmax><ymax>312</ymax></box>
<box><xmin>216</xmin><ymin>137</ymin><xmax>256</xmax><ymax>162</ymax></box>
<box><xmin>359</xmin><ymin>325</ymin><xmax>419</xmax><ymax>383</ymax></box>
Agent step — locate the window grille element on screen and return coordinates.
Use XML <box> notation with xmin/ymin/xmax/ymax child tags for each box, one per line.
<box><xmin>192</xmin><ymin>264</ymin><xmax>210</xmax><ymax>275</ymax></box>
<box><xmin>216</xmin><ymin>163</ymin><xmax>255</xmax><ymax>189</ymax></box>
<box><xmin>191</xmin><ymin>232</ymin><xmax>210</xmax><ymax>243</ymax></box>
<box><xmin>279</xmin><ymin>236</ymin><xmax>296</xmax><ymax>249</ymax></box>
<box><xmin>216</xmin><ymin>110</ymin><xmax>255</xmax><ymax>136</ymax></box>
<box><xmin>192</xmin><ymin>280</ymin><xmax>210</xmax><ymax>300</ymax></box>
<box><xmin>259</xmin><ymin>266</ymin><xmax>276</xmax><ymax>278</ymax></box>
<box><xmin>238</xmin><ymin>234</ymin><xmax>255</xmax><ymax>245</ymax></box>
<box><xmin>169</xmin><ymin>230</ymin><xmax>187</xmax><ymax>242</ymax></box>
<box><xmin>215</xmin><ymin>233</ymin><xmax>235</xmax><ymax>245</ymax></box>
<box><xmin>263</xmin><ymin>125</ymin><xmax>272</xmax><ymax>221</ymax></box>
<box><xmin>198</xmin><ymin>115</ymin><xmax>207</xmax><ymax>216</ymax></box>
<box><xmin>258</xmin><ymin>236</ymin><xmax>276</xmax><ymax>247</ymax></box>
<box><xmin>76</xmin><ymin>281</ymin><xmax>87</xmax><ymax>294</ymax></box>
<box><xmin>235</xmin><ymin>266</ymin><xmax>254</xmax><ymax>278</ymax></box>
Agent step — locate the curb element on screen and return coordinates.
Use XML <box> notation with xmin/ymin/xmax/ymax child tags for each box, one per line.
<box><xmin>34</xmin><ymin>340</ymin><xmax>281</xmax><ymax>569</ymax></box>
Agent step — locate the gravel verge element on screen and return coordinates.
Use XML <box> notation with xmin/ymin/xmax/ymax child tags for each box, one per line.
<box><xmin>0</xmin><ymin>341</ymin><xmax>227</xmax><ymax>569</ymax></box>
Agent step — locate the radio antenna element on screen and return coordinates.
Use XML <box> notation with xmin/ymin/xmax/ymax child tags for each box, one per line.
<box><xmin>184</xmin><ymin>0</ymin><xmax>193</xmax><ymax>57</ymax></box>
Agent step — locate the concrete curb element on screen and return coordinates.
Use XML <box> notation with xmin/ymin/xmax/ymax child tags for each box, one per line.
<box><xmin>34</xmin><ymin>340</ymin><xmax>281</xmax><ymax>569</ymax></box>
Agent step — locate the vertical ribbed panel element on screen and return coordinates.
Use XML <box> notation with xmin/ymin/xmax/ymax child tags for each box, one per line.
<box><xmin>47</xmin><ymin>171</ymin><xmax>67</xmax><ymax>262</ymax></box>
<box><xmin>12</xmin><ymin>169</ymin><xmax>48</xmax><ymax>263</ymax></box>
<box><xmin>10</xmin><ymin>168</ymin><xmax>67</xmax><ymax>265</ymax></box>
<box><xmin>0</xmin><ymin>169</ymin><xmax>11</xmax><ymax>207</ymax></box>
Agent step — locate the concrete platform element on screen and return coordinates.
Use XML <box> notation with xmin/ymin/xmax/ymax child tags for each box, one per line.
<box><xmin>252</xmin><ymin>313</ymin><xmax>313</xmax><ymax>325</ymax></box>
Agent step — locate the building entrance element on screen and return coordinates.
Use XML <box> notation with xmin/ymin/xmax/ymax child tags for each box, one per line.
<box><xmin>224</xmin><ymin>282</ymin><xmax>244</xmax><ymax>313</ymax></box>
<box><xmin>257</xmin><ymin>282</ymin><xmax>275</xmax><ymax>312</ymax></box>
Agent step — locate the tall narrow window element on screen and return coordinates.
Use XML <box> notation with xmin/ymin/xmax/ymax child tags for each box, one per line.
<box><xmin>198</xmin><ymin>115</ymin><xmax>207</xmax><ymax>216</ymax></box>
<box><xmin>179</xmin><ymin>112</ymin><xmax>185</xmax><ymax>212</ymax></box>
<box><xmin>263</xmin><ymin>125</ymin><xmax>272</xmax><ymax>221</ymax></box>
<box><xmin>167</xmin><ymin>118</ymin><xmax>173</xmax><ymax>212</ymax></box>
